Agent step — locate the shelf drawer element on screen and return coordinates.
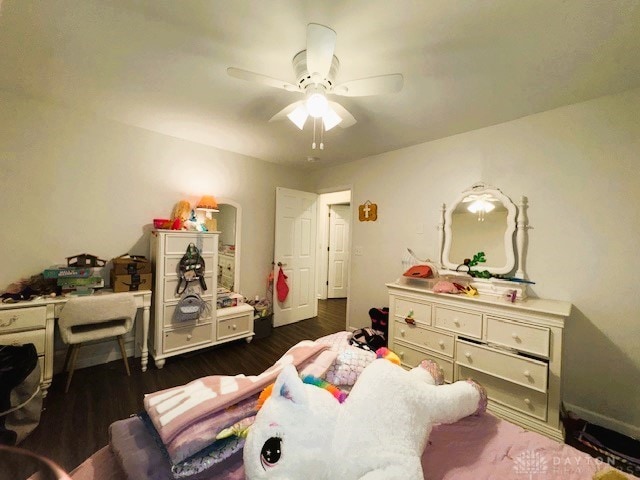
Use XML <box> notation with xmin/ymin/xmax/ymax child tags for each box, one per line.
<box><xmin>0</xmin><ymin>306</ymin><xmax>46</xmax><ymax>333</ymax></box>
<box><xmin>0</xmin><ymin>328</ymin><xmax>45</xmax><ymax>355</ymax></box>
<box><xmin>163</xmin><ymin>274</ymin><xmax>215</xmax><ymax>302</ymax></box>
<box><xmin>394</xmin><ymin>320</ymin><xmax>454</xmax><ymax>357</ymax></box>
<box><xmin>459</xmin><ymin>366</ymin><xmax>548</xmax><ymax>421</ymax></box>
<box><xmin>164</xmin><ymin>234</ymin><xmax>217</xmax><ymax>255</ymax></box>
<box><xmin>456</xmin><ymin>340</ymin><xmax>548</xmax><ymax>392</ymax></box>
<box><xmin>163</xmin><ymin>255</ymin><xmax>215</xmax><ymax>277</ymax></box>
<box><xmin>393</xmin><ymin>297</ymin><xmax>431</xmax><ymax>326</ymax></box>
<box><xmin>434</xmin><ymin>306</ymin><xmax>482</xmax><ymax>338</ymax></box>
<box><xmin>217</xmin><ymin>314</ymin><xmax>252</xmax><ymax>340</ymax></box>
<box><xmin>163</xmin><ymin>323</ymin><xmax>213</xmax><ymax>352</ymax></box>
<box><xmin>393</xmin><ymin>340</ymin><xmax>453</xmax><ymax>383</ymax></box>
<box><xmin>162</xmin><ymin>303</ymin><xmax>213</xmax><ymax>328</ymax></box>
<box><xmin>486</xmin><ymin>317</ymin><xmax>550</xmax><ymax>358</ymax></box>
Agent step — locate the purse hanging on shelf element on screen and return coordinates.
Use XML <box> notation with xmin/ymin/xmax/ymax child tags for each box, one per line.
<box><xmin>173</xmin><ymin>289</ymin><xmax>208</xmax><ymax>323</ymax></box>
<box><xmin>176</xmin><ymin>243</ymin><xmax>207</xmax><ymax>295</ymax></box>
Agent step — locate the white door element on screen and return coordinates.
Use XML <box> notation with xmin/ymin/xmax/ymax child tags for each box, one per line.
<box><xmin>328</xmin><ymin>204</ymin><xmax>350</xmax><ymax>298</ymax></box>
<box><xmin>273</xmin><ymin>187</ymin><xmax>318</xmax><ymax>327</ymax></box>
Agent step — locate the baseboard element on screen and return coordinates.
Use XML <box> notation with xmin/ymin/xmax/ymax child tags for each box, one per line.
<box><xmin>564</xmin><ymin>402</ymin><xmax>640</xmax><ymax>440</ymax></box>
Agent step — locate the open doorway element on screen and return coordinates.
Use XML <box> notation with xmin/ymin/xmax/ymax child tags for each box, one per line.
<box><xmin>316</xmin><ymin>190</ymin><xmax>351</xmax><ymax>301</ymax></box>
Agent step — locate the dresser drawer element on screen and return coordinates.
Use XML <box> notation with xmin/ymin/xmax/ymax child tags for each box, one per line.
<box><xmin>217</xmin><ymin>313</ymin><xmax>252</xmax><ymax>340</ymax></box>
<box><xmin>456</xmin><ymin>340</ymin><xmax>548</xmax><ymax>392</ymax></box>
<box><xmin>163</xmin><ymin>323</ymin><xmax>213</xmax><ymax>352</ymax></box>
<box><xmin>163</xmin><ymin>274</ymin><xmax>215</xmax><ymax>302</ymax></box>
<box><xmin>393</xmin><ymin>341</ymin><xmax>454</xmax><ymax>383</ymax></box>
<box><xmin>162</xmin><ymin>303</ymin><xmax>213</xmax><ymax>328</ymax></box>
<box><xmin>393</xmin><ymin>297</ymin><xmax>431</xmax><ymax>326</ymax></box>
<box><xmin>0</xmin><ymin>328</ymin><xmax>45</xmax><ymax>355</ymax></box>
<box><xmin>434</xmin><ymin>306</ymin><xmax>482</xmax><ymax>338</ymax></box>
<box><xmin>394</xmin><ymin>320</ymin><xmax>454</xmax><ymax>357</ymax></box>
<box><xmin>164</xmin><ymin>234</ymin><xmax>217</xmax><ymax>255</ymax></box>
<box><xmin>459</xmin><ymin>366</ymin><xmax>548</xmax><ymax>421</ymax></box>
<box><xmin>163</xmin><ymin>255</ymin><xmax>215</xmax><ymax>278</ymax></box>
<box><xmin>485</xmin><ymin>317</ymin><xmax>550</xmax><ymax>358</ymax></box>
<box><xmin>0</xmin><ymin>306</ymin><xmax>46</xmax><ymax>333</ymax></box>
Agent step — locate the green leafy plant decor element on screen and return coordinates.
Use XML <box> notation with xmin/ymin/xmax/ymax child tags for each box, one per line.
<box><xmin>467</xmin><ymin>252</ymin><xmax>493</xmax><ymax>279</ymax></box>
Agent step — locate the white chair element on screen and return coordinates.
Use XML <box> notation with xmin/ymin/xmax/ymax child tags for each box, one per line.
<box><xmin>58</xmin><ymin>293</ymin><xmax>137</xmax><ymax>393</ymax></box>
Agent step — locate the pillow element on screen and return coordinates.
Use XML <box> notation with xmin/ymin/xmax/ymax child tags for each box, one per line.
<box><xmin>316</xmin><ymin>331</ymin><xmax>376</xmax><ymax>386</ymax></box>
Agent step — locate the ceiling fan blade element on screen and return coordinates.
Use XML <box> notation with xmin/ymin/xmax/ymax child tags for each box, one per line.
<box><xmin>306</xmin><ymin>23</ymin><xmax>337</xmax><ymax>79</ymax></box>
<box><xmin>269</xmin><ymin>101</ymin><xmax>304</xmax><ymax>122</ymax></box>
<box><xmin>328</xmin><ymin>101</ymin><xmax>356</xmax><ymax>128</ymax></box>
<box><xmin>332</xmin><ymin>74</ymin><xmax>403</xmax><ymax>97</ymax></box>
<box><xmin>227</xmin><ymin>67</ymin><xmax>299</xmax><ymax>92</ymax></box>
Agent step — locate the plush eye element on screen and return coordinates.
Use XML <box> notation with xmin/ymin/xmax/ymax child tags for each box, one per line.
<box><xmin>260</xmin><ymin>436</ymin><xmax>282</xmax><ymax>469</ymax></box>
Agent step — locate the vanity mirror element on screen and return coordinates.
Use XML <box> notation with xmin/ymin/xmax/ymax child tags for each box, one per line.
<box><xmin>439</xmin><ymin>182</ymin><xmax>527</xmax><ymax>279</ymax></box>
<box><xmin>211</xmin><ymin>199</ymin><xmax>241</xmax><ymax>292</ymax></box>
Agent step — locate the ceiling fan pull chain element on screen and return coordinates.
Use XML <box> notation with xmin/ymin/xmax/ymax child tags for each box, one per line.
<box><xmin>320</xmin><ymin>122</ymin><xmax>324</xmax><ymax>150</ymax></box>
<box><xmin>312</xmin><ymin>117</ymin><xmax>317</xmax><ymax>149</ymax></box>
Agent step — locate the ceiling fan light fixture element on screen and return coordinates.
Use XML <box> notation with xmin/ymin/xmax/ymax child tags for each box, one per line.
<box><xmin>467</xmin><ymin>199</ymin><xmax>496</xmax><ymax>214</ymax></box>
<box><xmin>322</xmin><ymin>107</ymin><xmax>342</xmax><ymax>131</ymax></box>
<box><xmin>306</xmin><ymin>92</ymin><xmax>328</xmax><ymax>118</ymax></box>
<box><xmin>287</xmin><ymin>104</ymin><xmax>308</xmax><ymax>129</ymax></box>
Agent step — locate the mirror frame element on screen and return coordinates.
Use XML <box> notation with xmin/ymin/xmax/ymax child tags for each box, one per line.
<box><xmin>215</xmin><ymin>198</ymin><xmax>242</xmax><ymax>294</ymax></box>
<box><xmin>441</xmin><ymin>182</ymin><xmax>518</xmax><ymax>275</ymax></box>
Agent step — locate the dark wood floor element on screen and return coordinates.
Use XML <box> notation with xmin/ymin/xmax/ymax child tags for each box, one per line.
<box><xmin>18</xmin><ymin>299</ymin><xmax>346</xmax><ymax>474</ymax></box>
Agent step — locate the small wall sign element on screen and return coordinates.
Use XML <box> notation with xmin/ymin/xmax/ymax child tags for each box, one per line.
<box><xmin>358</xmin><ymin>200</ymin><xmax>378</xmax><ymax>222</ymax></box>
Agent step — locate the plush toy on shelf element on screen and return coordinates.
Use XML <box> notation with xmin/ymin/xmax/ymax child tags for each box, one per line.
<box><xmin>243</xmin><ymin>352</ymin><xmax>486</xmax><ymax>480</ymax></box>
<box><xmin>170</xmin><ymin>200</ymin><xmax>192</xmax><ymax>230</ymax></box>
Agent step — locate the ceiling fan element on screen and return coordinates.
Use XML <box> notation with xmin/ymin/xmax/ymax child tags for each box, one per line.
<box><xmin>227</xmin><ymin>23</ymin><xmax>403</xmax><ymax>149</ymax></box>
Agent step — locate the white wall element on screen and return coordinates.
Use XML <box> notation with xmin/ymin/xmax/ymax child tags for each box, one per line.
<box><xmin>311</xmin><ymin>87</ymin><xmax>640</xmax><ymax>436</ymax></box>
<box><xmin>0</xmin><ymin>91</ymin><xmax>312</xmax><ymax>304</ymax></box>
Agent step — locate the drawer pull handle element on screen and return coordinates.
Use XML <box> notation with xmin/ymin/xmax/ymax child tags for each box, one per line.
<box><xmin>0</xmin><ymin>316</ymin><xmax>17</xmax><ymax>328</ymax></box>
<box><xmin>400</xmin><ymin>329</ymin><xmax>406</xmax><ymax>336</ymax></box>
<box><xmin>454</xmin><ymin>320</ymin><xmax>460</xmax><ymax>327</ymax></box>
<box><xmin>464</xmin><ymin>352</ymin><xmax>471</xmax><ymax>359</ymax></box>
<box><xmin>438</xmin><ymin>340</ymin><xmax>445</xmax><ymax>347</ymax></box>
<box><xmin>512</xmin><ymin>333</ymin><xmax>520</xmax><ymax>341</ymax></box>
<box><xmin>523</xmin><ymin>370</ymin><xmax>531</xmax><ymax>378</ymax></box>
<box><xmin>187</xmin><ymin>334</ymin><xmax>193</xmax><ymax>341</ymax></box>
<box><xmin>399</xmin><ymin>351</ymin><xmax>404</xmax><ymax>359</ymax></box>
<box><xmin>524</xmin><ymin>398</ymin><xmax>532</xmax><ymax>406</ymax></box>
<box><xmin>232</xmin><ymin>324</ymin><xmax>237</xmax><ymax>330</ymax></box>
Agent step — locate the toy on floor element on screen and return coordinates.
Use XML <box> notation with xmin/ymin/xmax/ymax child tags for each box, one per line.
<box><xmin>243</xmin><ymin>354</ymin><xmax>486</xmax><ymax>480</ymax></box>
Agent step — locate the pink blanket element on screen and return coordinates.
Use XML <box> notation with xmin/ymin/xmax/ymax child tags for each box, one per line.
<box><xmin>71</xmin><ymin>414</ymin><xmax>630</xmax><ymax>480</ymax></box>
<box><xmin>143</xmin><ymin>340</ymin><xmax>330</xmax><ymax>463</ymax></box>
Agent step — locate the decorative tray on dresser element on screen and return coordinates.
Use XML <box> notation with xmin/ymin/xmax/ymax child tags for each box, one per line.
<box><xmin>387</xmin><ymin>280</ymin><xmax>572</xmax><ymax>441</ymax></box>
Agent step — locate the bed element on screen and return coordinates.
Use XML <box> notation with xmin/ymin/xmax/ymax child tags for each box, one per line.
<box><xmin>66</xmin><ymin>333</ymin><xmax>630</xmax><ymax>480</ymax></box>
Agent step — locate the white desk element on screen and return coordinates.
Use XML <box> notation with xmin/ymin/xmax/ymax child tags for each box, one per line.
<box><xmin>0</xmin><ymin>290</ymin><xmax>152</xmax><ymax>397</ymax></box>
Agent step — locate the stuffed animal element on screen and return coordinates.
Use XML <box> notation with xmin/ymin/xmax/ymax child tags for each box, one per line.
<box><xmin>171</xmin><ymin>200</ymin><xmax>192</xmax><ymax>230</ymax></box>
<box><xmin>243</xmin><ymin>356</ymin><xmax>487</xmax><ymax>480</ymax></box>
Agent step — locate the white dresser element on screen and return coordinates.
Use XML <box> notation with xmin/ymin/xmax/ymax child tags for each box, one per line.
<box><xmin>387</xmin><ymin>281</ymin><xmax>571</xmax><ymax>441</ymax></box>
<box><xmin>150</xmin><ymin>231</ymin><xmax>254</xmax><ymax>369</ymax></box>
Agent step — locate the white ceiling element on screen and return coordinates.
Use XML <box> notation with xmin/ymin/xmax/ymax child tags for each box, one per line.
<box><xmin>1</xmin><ymin>0</ymin><xmax>639</xmax><ymax>168</ymax></box>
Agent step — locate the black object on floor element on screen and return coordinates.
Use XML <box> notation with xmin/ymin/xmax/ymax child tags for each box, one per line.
<box><xmin>563</xmin><ymin>411</ymin><xmax>640</xmax><ymax>478</ymax></box>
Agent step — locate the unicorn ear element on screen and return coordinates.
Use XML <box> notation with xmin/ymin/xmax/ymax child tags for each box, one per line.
<box><xmin>273</xmin><ymin>363</ymin><xmax>308</xmax><ymax>405</ymax></box>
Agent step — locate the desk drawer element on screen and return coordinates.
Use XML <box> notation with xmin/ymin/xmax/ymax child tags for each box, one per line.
<box><xmin>217</xmin><ymin>314</ymin><xmax>252</xmax><ymax>340</ymax></box>
<box><xmin>0</xmin><ymin>328</ymin><xmax>45</xmax><ymax>355</ymax></box>
<box><xmin>394</xmin><ymin>341</ymin><xmax>453</xmax><ymax>383</ymax></box>
<box><xmin>459</xmin><ymin>366</ymin><xmax>547</xmax><ymax>421</ymax></box>
<box><xmin>164</xmin><ymin>234</ymin><xmax>217</xmax><ymax>255</ymax></box>
<box><xmin>456</xmin><ymin>340</ymin><xmax>548</xmax><ymax>392</ymax></box>
<box><xmin>0</xmin><ymin>306</ymin><xmax>46</xmax><ymax>333</ymax></box>
<box><xmin>394</xmin><ymin>320</ymin><xmax>454</xmax><ymax>357</ymax></box>
<box><xmin>393</xmin><ymin>297</ymin><xmax>431</xmax><ymax>326</ymax></box>
<box><xmin>485</xmin><ymin>317</ymin><xmax>550</xmax><ymax>358</ymax></box>
<box><xmin>434</xmin><ymin>306</ymin><xmax>482</xmax><ymax>338</ymax></box>
<box><xmin>163</xmin><ymin>323</ymin><xmax>213</xmax><ymax>352</ymax></box>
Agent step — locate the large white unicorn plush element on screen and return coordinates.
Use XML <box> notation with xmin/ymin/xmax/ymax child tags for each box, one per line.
<box><xmin>243</xmin><ymin>353</ymin><xmax>487</xmax><ymax>480</ymax></box>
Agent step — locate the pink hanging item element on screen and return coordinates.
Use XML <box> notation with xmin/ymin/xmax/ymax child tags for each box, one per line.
<box><xmin>276</xmin><ymin>267</ymin><xmax>289</xmax><ymax>302</ymax></box>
